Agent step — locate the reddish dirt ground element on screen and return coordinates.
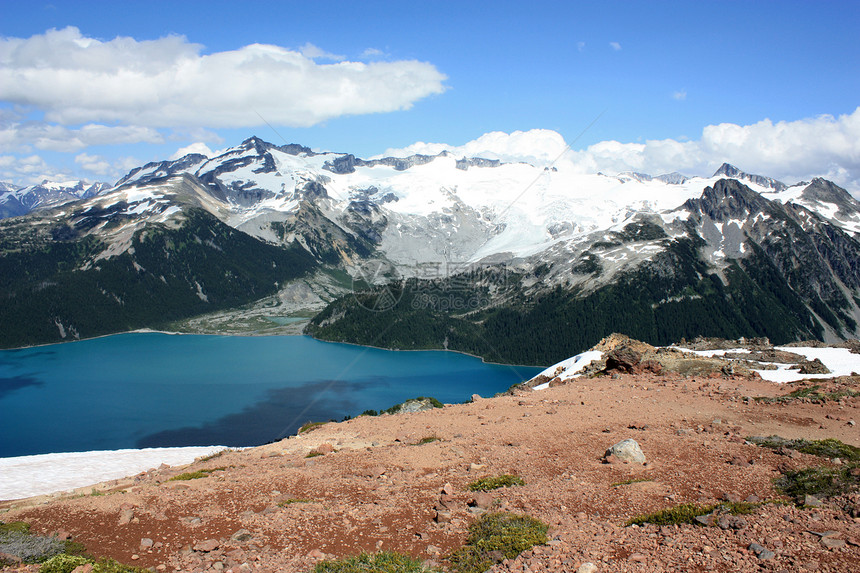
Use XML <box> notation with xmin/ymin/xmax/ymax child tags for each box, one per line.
<box><xmin>2</xmin><ymin>372</ymin><xmax>858</xmax><ymax>572</ymax></box>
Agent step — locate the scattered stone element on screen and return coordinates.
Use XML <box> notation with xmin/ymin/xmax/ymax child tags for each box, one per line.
<box><xmin>749</xmin><ymin>543</ymin><xmax>775</xmax><ymax>560</ymax></box>
<box><xmin>470</xmin><ymin>492</ymin><xmax>494</xmax><ymax>509</ymax></box>
<box><xmin>576</xmin><ymin>563</ymin><xmax>598</xmax><ymax>573</ymax></box>
<box><xmin>193</xmin><ymin>539</ymin><xmax>220</xmax><ymax>553</ymax></box>
<box><xmin>230</xmin><ymin>529</ymin><xmax>253</xmax><ymax>543</ymax></box>
<box><xmin>315</xmin><ymin>443</ymin><xmax>335</xmax><ymax>454</ymax></box>
<box><xmin>604</xmin><ymin>438</ymin><xmax>646</xmax><ymax>464</ymax></box>
<box><xmin>804</xmin><ymin>494</ymin><xmax>823</xmax><ymax>507</ymax></box>
<box><xmin>820</xmin><ymin>537</ymin><xmax>846</xmax><ymax>549</ymax></box>
<box><xmin>628</xmin><ymin>552</ymin><xmax>647</xmax><ymax>563</ymax></box>
<box><xmin>118</xmin><ymin>507</ymin><xmax>135</xmax><ymax>525</ymax></box>
<box><xmin>469</xmin><ymin>462</ymin><xmax>486</xmax><ymax>472</ymax></box>
<box><xmin>718</xmin><ymin>515</ymin><xmax>747</xmax><ymax>530</ymax></box>
<box><xmin>71</xmin><ymin>564</ymin><xmax>93</xmax><ymax>573</ymax></box>
<box><xmin>307</xmin><ymin>549</ymin><xmax>325</xmax><ymax>559</ymax></box>
<box><xmin>140</xmin><ymin>538</ymin><xmax>154</xmax><ymax>549</ymax></box>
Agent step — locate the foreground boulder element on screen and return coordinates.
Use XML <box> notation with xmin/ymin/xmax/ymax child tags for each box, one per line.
<box><xmin>605</xmin><ymin>439</ymin><xmax>646</xmax><ymax>464</ymax></box>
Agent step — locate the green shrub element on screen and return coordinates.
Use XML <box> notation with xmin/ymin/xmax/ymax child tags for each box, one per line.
<box><xmin>755</xmin><ymin>385</ymin><xmax>859</xmax><ymax>404</ymax></box>
<box><xmin>625</xmin><ymin>501</ymin><xmax>765</xmax><ymax>527</ymax></box>
<box><xmin>467</xmin><ymin>474</ymin><xmax>525</xmax><ymax>492</ymax></box>
<box><xmin>775</xmin><ymin>463</ymin><xmax>860</xmax><ymax>500</ymax></box>
<box><xmin>384</xmin><ymin>397</ymin><xmax>444</xmax><ymax>415</ymax></box>
<box><xmin>448</xmin><ymin>512</ymin><xmax>548</xmax><ymax>573</ymax></box>
<box><xmin>299</xmin><ymin>421</ymin><xmax>328</xmax><ymax>434</ymax></box>
<box><xmin>168</xmin><ymin>471</ymin><xmax>209</xmax><ymax>481</ymax></box>
<box><xmin>278</xmin><ymin>498</ymin><xmax>314</xmax><ymax>507</ymax></box>
<box><xmin>0</xmin><ymin>521</ymin><xmax>30</xmax><ymax>535</ymax></box>
<box><xmin>40</xmin><ymin>554</ymin><xmax>90</xmax><ymax>573</ymax></box>
<box><xmin>313</xmin><ymin>551</ymin><xmax>432</xmax><ymax>573</ymax></box>
<box><xmin>416</xmin><ymin>436</ymin><xmax>440</xmax><ymax>445</ymax></box>
<box><xmin>91</xmin><ymin>557</ymin><xmax>151</xmax><ymax>572</ymax></box>
<box><xmin>749</xmin><ymin>436</ymin><xmax>860</xmax><ymax>461</ymax></box>
<box><xmin>611</xmin><ymin>477</ymin><xmax>653</xmax><ymax>487</ymax></box>
<box><xmin>305</xmin><ymin>451</ymin><xmax>323</xmax><ymax>458</ymax></box>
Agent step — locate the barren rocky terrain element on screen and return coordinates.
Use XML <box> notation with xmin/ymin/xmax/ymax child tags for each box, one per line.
<box><xmin>2</xmin><ymin>351</ymin><xmax>859</xmax><ymax>572</ymax></box>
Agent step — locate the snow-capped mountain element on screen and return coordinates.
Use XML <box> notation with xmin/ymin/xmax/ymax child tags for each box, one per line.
<box><xmin>2</xmin><ymin>135</ymin><xmax>859</xmax><ymax>356</ymax></box>
<box><xmin>0</xmin><ymin>180</ymin><xmax>110</xmax><ymax>219</ymax></box>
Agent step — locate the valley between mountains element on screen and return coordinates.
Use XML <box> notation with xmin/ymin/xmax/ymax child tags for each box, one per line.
<box><xmin>2</xmin><ymin>136</ymin><xmax>860</xmax><ymax>361</ymax></box>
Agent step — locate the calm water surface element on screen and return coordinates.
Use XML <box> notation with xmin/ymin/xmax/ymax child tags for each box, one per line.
<box><xmin>0</xmin><ymin>333</ymin><xmax>541</xmax><ymax>457</ymax></box>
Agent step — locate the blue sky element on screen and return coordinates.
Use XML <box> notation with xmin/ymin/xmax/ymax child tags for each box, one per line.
<box><xmin>1</xmin><ymin>0</ymin><xmax>859</xmax><ymax>190</ymax></box>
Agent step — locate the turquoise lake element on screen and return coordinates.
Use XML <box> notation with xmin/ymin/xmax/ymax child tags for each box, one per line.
<box><xmin>0</xmin><ymin>333</ymin><xmax>542</xmax><ymax>458</ymax></box>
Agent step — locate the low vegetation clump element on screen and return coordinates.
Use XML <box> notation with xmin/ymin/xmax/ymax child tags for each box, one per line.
<box><xmin>448</xmin><ymin>512</ymin><xmax>548</xmax><ymax>573</ymax></box>
<box><xmin>277</xmin><ymin>498</ymin><xmax>315</xmax><ymax>507</ymax></box>
<box><xmin>416</xmin><ymin>436</ymin><xmax>440</xmax><ymax>445</ymax></box>
<box><xmin>0</xmin><ymin>521</ymin><xmax>65</xmax><ymax>564</ymax></box>
<box><xmin>775</xmin><ymin>463</ymin><xmax>860</xmax><ymax>501</ymax></box>
<box><xmin>298</xmin><ymin>421</ymin><xmax>328</xmax><ymax>434</ymax></box>
<box><xmin>167</xmin><ymin>467</ymin><xmax>225</xmax><ymax>481</ymax></box>
<box><xmin>748</xmin><ymin>435</ymin><xmax>860</xmax><ymax>461</ymax></box>
<box><xmin>467</xmin><ymin>474</ymin><xmax>525</xmax><ymax>492</ymax></box>
<box><xmin>611</xmin><ymin>477</ymin><xmax>654</xmax><ymax>487</ymax></box>
<box><xmin>312</xmin><ymin>551</ymin><xmax>433</xmax><ymax>573</ymax></box>
<box><xmin>40</xmin><ymin>555</ymin><xmax>150</xmax><ymax>573</ymax></box>
<box><xmin>626</xmin><ymin>501</ymin><xmax>765</xmax><ymax>527</ymax></box>
<box><xmin>196</xmin><ymin>448</ymin><xmax>233</xmax><ymax>462</ymax></box>
<box><xmin>755</xmin><ymin>384</ymin><xmax>860</xmax><ymax>404</ymax></box>
<box><xmin>305</xmin><ymin>451</ymin><xmax>324</xmax><ymax>458</ymax></box>
<box><xmin>384</xmin><ymin>396</ymin><xmax>444</xmax><ymax>415</ymax></box>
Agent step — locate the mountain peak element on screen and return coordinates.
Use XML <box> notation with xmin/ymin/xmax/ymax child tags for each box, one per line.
<box><xmin>712</xmin><ymin>163</ymin><xmax>786</xmax><ymax>192</ymax></box>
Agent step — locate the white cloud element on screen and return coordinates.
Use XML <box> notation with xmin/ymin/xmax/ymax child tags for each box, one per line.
<box><xmin>609</xmin><ymin>42</ymin><xmax>622</xmax><ymax>51</ymax></box>
<box><xmin>74</xmin><ymin>152</ymin><xmax>111</xmax><ymax>174</ymax></box>
<box><xmin>0</xmin><ymin>154</ymin><xmax>72</xmax><ymax>184</ymax></box>
<box><xmin>377</xmin><ymin>129</ymin><xmax>569</xmax><ymax>165</ymax></box>
<box><xmin>381</xmin><ymin>108</ymin><xmax>860</xmax><ymax>192</ymax></box>
<box><xmin>299</xmin><ymin>42</ymin><xmax>344</xmax><ymax>61</ymax></box>
<box><xmin>672</xmin><ymin>90</ymin><xmax>687</xmax><ymax>101</ymax></box>
<box><xmin>170</xmin><ymin>142</ymin><xmax>216</xmax><ymax>160</ymax></box>
<box><xmin>0</xmin><ymin>27</ymin><xmax>448</xmax><ymax>130</ymax></box>
<box><xmin>0</xmin><ymin>121</ymin><xmax>164</xmax><ymax>153</ymax></box>
<box><xmin>362</xmin><ymin>47</ymin><xmax>386</xmax><ymax>58</ymax></box>
<box><xmin>577</xmin><ymin>41</ymin><xmax>586</xmax><ymax>52</ymax></box>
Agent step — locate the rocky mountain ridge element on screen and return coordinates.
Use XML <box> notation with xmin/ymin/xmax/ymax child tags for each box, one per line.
<box><xmin>2</xmin><ymin>136</ymin><xmax>860</xmax><ymax>354</ymax></box>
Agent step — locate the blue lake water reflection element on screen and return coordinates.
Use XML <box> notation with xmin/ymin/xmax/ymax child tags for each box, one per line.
<box><xmin>0</xmin><ymin>333</ymin><xmax>541</xmax><ymax>457</ymax></box>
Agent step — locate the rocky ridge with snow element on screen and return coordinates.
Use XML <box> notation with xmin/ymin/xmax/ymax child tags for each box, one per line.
<box><xmin>2</xmin><ymin>136</ymin><xmax>860</xmax><ymax>354</ymax></box>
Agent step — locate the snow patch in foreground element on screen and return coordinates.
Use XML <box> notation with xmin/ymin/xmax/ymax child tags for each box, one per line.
<box><xmin>0</xmin><ymin>446</ymin><xmax>228</xmax><ymax>501</ymax></box>
<box><xmin>754</xmin><ymin>347</ymin><xmax>860</xmax><ymax>383</ymax></box>
<box><xmin>533</xmin><ymin>350</ymin><xmax>604</xmax><ymax>389</ymax></box>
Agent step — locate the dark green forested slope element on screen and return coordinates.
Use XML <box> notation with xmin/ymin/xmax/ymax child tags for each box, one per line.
<box><xmin>0</xmin><ymin>209</ymin><xmax>316</xmax><ymax>348</ymax></box>
<box><xmin>306</xmin><ymin>238</ymin><xmax>824</xmax><ymax>366</ymax></box>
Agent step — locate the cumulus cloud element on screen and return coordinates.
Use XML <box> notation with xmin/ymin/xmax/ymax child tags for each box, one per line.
<box><xmin>74</xmin><ymin>152</ymin><xmax>111</xmax><ymax>174</ymax></box>
<box><xmin>381</xmin><ymin>108</ymin><xmax>860</xmax><ymax>192</ymax></box>
<box><xmin>0</xmin><ymin>27</ymin><xmax>448</xmax><ymax>129</ymax></box>
<box><xmin>377</xmin><ymin>129</ymin><xmax>570</xmax><ymax>165</ymax></box>
<box><xmin>672</xmin><ymin>90</ymin><xmax>687</xmax><ymax>101</ymax></box>
<box><xmin>0</xmin><ymin>154</ymin><xmax>72</xmax><ymax>184</ymax></box>
<box><xmin>609</xmin><ymin>42</ymin><xmax>622</xmax><ymax>51</ymax></box>
<box><xmin>299</xmin><ymin>42</ymin><xmax>344</xmax><ymax>61</ymax></box>
<box><xmin>170</xmin><ymin>142</ymin><xmax>216</xmax><ymax>160</ymax></box>
<box><xmin>0</xmin><ymin>121</ymin><xmax>163</xmax><ymax>153</ymax></box>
